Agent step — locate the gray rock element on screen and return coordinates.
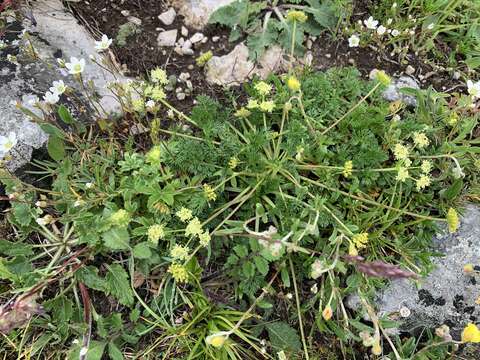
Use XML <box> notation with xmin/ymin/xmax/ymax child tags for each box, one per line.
<box><xmin>0</xmin><ymin>0</ymin><xmax>131</xmax><ymax>170</ymax></box>
<box><xmin>157</xmin><ymin>29</ymin><xmax>178</xmax><ymax>47</ymax></box>
<box><xmin>158</xmin><ymin>8</ymin><xmax>177</xmax><ymax>26</ymax></box>
<box><xmin>382</xmin><ymin>76</ymin><xmax>420</xmax><ymax>106</ymax></box>
<box><xmin>190</xmin><ymin>32</ymin><xmax>204</xmax><ymax>44</ymax></box>
<box><xmin>127</xmin><ymin>16</ymin><xmax>142</xmax><ymax>26</ymax></box>
<box><xmin>373</xmin><ymin>204</ymin><xmax>480</xmax><ymax>339</ymax></box>
<box><xmin>172</xmin><ymin>0</ymin><xmax>236</xmax><ymax>29</ymax></box>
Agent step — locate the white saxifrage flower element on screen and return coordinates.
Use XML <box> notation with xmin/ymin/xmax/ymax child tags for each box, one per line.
<box><xmin>95</xmin><ymin>34</ymin><xmax>113</xmax><ymax>51</ymax></box>
<box><xmin>348</xmin><ymin>34</ymin><xmax>360</xmax><ymax>47</ymax></box>
<box><xmin>145</xmin><ymin>100</ymin><xmax>156</xmax><ymax>109</ymax></box>
<box><xmin>50</xmin><ymin>80</ymin><xmax>66</xmax><ymax>95</ymax></box>
<box><xmin>65</xmin><ymin>57</ymin><xmax>86</xmax><ymax>75</ymax></box>
<box><xmin>391</xmin><ymin>29</ymin><xmax>400</xmax><ymax>36</ymax></box>
<box><xmin>377</xmin><ymin>25</ymin><xmax>387</xmax><ymax>35</ymax></box>
<box><xmin>364</xmin><ymin>16</ymin><xmax>379</xmax><ymax>30</ymax></box>
<box><xmin>0</xmin><ymin>132</ymin><xmax>17</xmax><ymax>158</ymax></box>
<box><xmin>44</xmin><ymin>91</ymin><xmax>60</xmax><ymax>105</ymax></box>
<box><xmin>467</xmin><ymin>80</ymin><xmax>480</xmax><ymax>99</ymax></box>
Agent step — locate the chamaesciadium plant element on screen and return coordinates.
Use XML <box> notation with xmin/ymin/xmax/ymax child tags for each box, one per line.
<box><xmin>1</xmin><ymin>23</ymin><xmax>479</xmax><ymax>360</ymax></box>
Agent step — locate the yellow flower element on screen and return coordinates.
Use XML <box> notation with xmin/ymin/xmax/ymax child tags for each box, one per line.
<box><xmin>176</xmin><ymin>207</ymin><xmax>193</xmax><ymax>222</ymax></box>
<box><xmin>199</xmin><ymin>231</ymin><xmax>211</xmax><ymax>247</ymax></box>
<box><xmin>259</xmin><ymin>100</ymin><xmax>275</xmax><ymax>113</ymax></box>
<box><xmin>132</xmin><ymin>99</ymin><xmax>145</xmax><ymax>112</ymax></box>
<box><xmin>464</xmin><ymin>264</ymin><xmax>474</xmax><ymax>273</ymax></box>
<box><xmin>203</xmin><ymin>184</ymin><xmax>217</xmax><ymax>201</ymax></box>
<box><xmin>246</xmin><ymin>99</ymin><xmax>259</xmax><ymax>109</ymax></box>
<box><xmin>375</xmin><ymin>70</ymin><xmax>391</xmax><ymax>86</ymax></box>
<box><xmin>396</xmin><ymin>167</ymin><xmax>409</xmax><ymax>182</ymax></box>
<box><xmin>448</xmin><ymin>112</ymin><xmax>458</xmax><ymax>126</ymax></box>
<box><xmin>393</xmin><ymin>143</ymin><xmax>409</xmax><ymax>161</ymax></box>
<box><xmin>168</xmin><ymin>263</ymin><xmax>189</xmax><ymax>283</ymax></box>
<box><xmin>342</xmin><ymin>161</ymin><xmax>353</xmax><ymax>177</ymax></box>
<box><xmin>146</xmin><ymin>145</ymin><xmax>162</xmax><ymax>164</ymax></box>
<box><xmin>348</xmin><ymin>242</ymin><xmax>358</xmax><ymax>256</ymax></box>
<box><xmin>185</xmin><ymin>217</ymin><xmax>203</xmax><ymax>237</ymax></box>
<box><xmin>234</xmin><ymin>107</ymin><xmax>251</xmax><ymax>118</ymax></box>
<box><xmin>352</xmin><ymin>233</ymin><xmax>369</xmax><ymax>249</ymax></box>
<box><xmin>151</xmin><ymin>68</ymin><xmax>168</xmax><ymax>85</ymax></box>
<box><xmin>371</xmin><ymin>340</ymin><xmax>382</xmax><ymax>355</ymax></box>
<box><xmin>421</xmin><ymin>160</ymin><xmax>432</xmax><ymax>174</ymax></box>
<box><xmin>413</xmin><ymin>132</ymin><xmax>430</xmax><ymax>149</ymax></box>
<box><xmin>447</xmin><ymin>208</ymin><xmax>459</xmax><ymax>233</ymax></box>
<box><xmin>205</xmin><ymin>331</ymin><xmax>230</xmax><ymax>348</ymax></box>
<box><xmin>196</xmin><ymin>50</ymin><xmax>213</xmax><ymax>66</ymax></box>
<box><xmin>416</xmin><ymin>175</ymin><xmax>431</xmax><ymax>191</ymax></box>
<box><xmin>228</xmin><ymin>157</ymin><xmax>239</xmax><ymax>170</ymax></box>
<box><xmin>151</xmin><ymin>86</ymin><xmax>166</xmax><ymax>101</ymax></box>
<box><xmin>170</xmin><ymin>244</ymin><xmax>190</xmax><ymax>261</ymax></box>
<box><xmin>462</xmin><ymin>323</ymin><xmax>480</xmax><ymax>343</ymax></box>
<box><xmin>287</xmin><ymin>76</ymin><xmax>301</xmax><ymax>92</ymax></box>
<box><xmin>286</xmin><ymin>10</ymin><xmax>308</xmax><ymax>23</ymax></box>
<box><xmin>322</xmin><ymin>305</ymin><xmax>333</xmax><ymax>321</ymax></box>
<box><xmin>110</xmin><ymin>209</ymin><xmax>130</xmax><ymax>227</ymax></box>
<box><xmin>254</xmin><ymin>81</ymin><xmax>272</xmax><ymax>96</ymax></box>
<box><xmin>148</xmin><ymin>224</ymin><xmax>165</xmax><ymax>245</ymax></box>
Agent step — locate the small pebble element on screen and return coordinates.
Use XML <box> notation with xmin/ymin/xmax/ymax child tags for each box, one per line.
<box><xmin>405</xmin><ymin>65</ymin><xmax>415</xmax><ymax>75</ymax></box>
<box><xmin>212</xmin><ymin>36</ymin><xmax>220</xmax><ymax>42</ymax></box>
<box><xmin>181</xmin><ymin>26</ymin><xmax>189</xmax><ymax>37</ymax></box>
<box><xmin>120</xmin><ymin>10</ymin><xmax>130</xmax><ymax>17</ymax></box>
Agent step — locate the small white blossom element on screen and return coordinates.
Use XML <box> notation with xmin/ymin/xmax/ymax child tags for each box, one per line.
<box><xmin>364</xmin><ymin>16</ymin><xmax>379</xmax><ymax>30</ymax></box>
<box><xmin>310</xmin><ymin>283</ymin><xmax>318</xmax><ymax>294</ymax></box>
<box><xmin>387</xmin><ymin>18</ymin><xmax>393</xmax><ymax>25</ymax></box>
<box><xmin>85</xmin><ymin>182</ymin><xmax>94</xmax><ymax>189</ymax></box>
<box><xmin>50</xmin><ymin>80</ymin><xmax>66</xmax><ymax>95</ymax></box>
<box><xmin>427</xmin><ymin>23</ymin><xmax>435</xmax><ymax>30</ymax></box>
<box><xmin>399</xmin><ymin>306</ymin><xmax>411</xmax><ymax>318</ymax></box>
<box><xmin>44</xmin><ymin>91</ymin><xmax>60</xmax><ymax>105</ymax></box>
<box><xmin>467</xmin><ymin>80</ymin><xmax>480</xmax><ymax>99</ymax></box>
<box><xmin>0</xmin><ymin>132</ymin><xmax>17</xmax><ymax>157</ymax></box>
<box><xmin>95</xmin><ymin>34</ymin><xmax>112</xmax><ymax>51</ymax></box>
<box><xmin>377</xmin><ymin>25</ymin><xmax>387</xmax><ymax>35</ymax></box>
<box><xmin>392</xmin><ymin>2</ymin><xmax>397</xmax><ymax>8</ymax></box>
<box><xmin>391</xmin><ymin>29</ymin><xmax>400</xmax><ymax>37</ymax></box>
<box><xmin>0</xmin><ymin>40</ymin><xmax>6</xmax><ymax>49</ymax></box>
<box><xmin>348</xmin><ymin>34</ymin><xmax>360</xmax><ymax>47</ymax></box>
<box><xmin>65</xmin><ymin>57</ymin><xmax>86</xmax><ymax>75</ymax></box>
<box><xmin>145</xmin><ymin>100</ymin><xmax>156</xmax><ymax>109</ymax></box>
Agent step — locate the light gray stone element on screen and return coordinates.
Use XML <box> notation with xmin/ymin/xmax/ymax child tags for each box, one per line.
<box><xmin>157</xmin><ymin>29</ymin><xmax>178</xmax><ymax>47</ymax></box>
<box><xmin>172</xmin><ymin>0</ymin><xmax>236</xmax><ymax>29</ymax></box>
<box><xmin>382</xmin><ymin>76</ymin><xmax>420</xmax><ymax>106</ymax></box>
<box><xmin>190</xmin><ymin>32</ymin><xmax>204</xmax><ymax>44</ymax></box>
<box><xmin>158</xmin><ymin>8</ymin><xmax>177</xmax><ymax>26</ymax></box>
<box><xmin>367</xmin><ymin>204</ymin><xmax>480</xmax><ymax>339</ymax></box>
<box><xmin>0</xmin><ymin>0</ymin><xmax>131</xmax><ymax>170</ymax></box>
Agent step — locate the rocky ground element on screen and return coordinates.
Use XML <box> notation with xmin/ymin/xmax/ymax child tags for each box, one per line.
<box><xmin>0</xmin><ymin>0</ymin><xmax>479</xmax><ymax>350</ymax></box>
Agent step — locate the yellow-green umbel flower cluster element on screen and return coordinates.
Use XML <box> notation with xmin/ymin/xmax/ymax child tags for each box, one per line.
<box><xmin>167</xmin><ymin>263</ymin><xmax>189</xmax><ymax>283</ymax></box>
<box><xmin>110</xmin><ymin>209</ymin><xmax>130</xmax><ymax>227</ymax></box>
<box><xmin>286</xmin><ymin>10</ymin><xmax>308</xmax><ymax>23</ymax></box>
<box><xmin>148</xmin><ymin>224</ymin><xmax>165</xmax><ymax>245</ymax></box>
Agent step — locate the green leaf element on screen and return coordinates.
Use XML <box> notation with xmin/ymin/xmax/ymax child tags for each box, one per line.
<box><xmin>47</xmin><ymin>295</ymin><xmax>73</xmax><ymax>323</ymax></box>
<box><xmin>12</xmin><ymin>203</ymin><xmax>34</xmax><ymax>227</ymax></box>
<box><xmin>305</xmin><ymin>0</ymin><xmax>338</xmax><ymax>30</ymax></box>
<box><xmin>57</xmin><ymin>104</ymin><xmax>75</xmax><ymax>124</ymax></box>
<box><xmin>242</xmin><ymin>261</ymin><xmax>255</xmax><ymax>278</ymax></box>
<box><xmin>39</xmin><ymin>123</ymin><xmax>64</xmax><ymax>137</ymax></box>
<box><xmin>76</xmin><ymin>266</ymin><xmax>107</xmax><ymax>292</ymax></box>
<box><xmin>108</xmin><ymin>342</ymin><xmax>124</xmax><ymax>360</ymax></box>
<box><xmin>69</xmin><ymin>341</ymin><xmax>106</xmax><ymax>360</ymax></box>
<box><xmin>103</xmin><ymin>227</ymin><xmax>130</xmax><ymax>250</ymax></box>
<box><xmin>47</xmin><ymin>135</ymin><xmax>66</xmax><ymax>161</ymax></box>
<box><xmin>246</xmin><ymin>20</ymin><xmax>278</xmax><ymax>60</ymax></box>
<box><xmin>280</xmin><ymin>266</ymin><xmax>290</xmax><ymax>288</ymax></box>
<box><xmin>132</xmin><ymin>242</ymin><xmax>152</xmax><ymax>259</ymax></box>
<box><xmin>440</xmin><ymin>179</ymin><xmax>463</xmax><ymax>200</ymax></box>
<box><xmin>266</xmin><ymin>322</ymin><xmax>302</xmax><ymax>352</ymax></box>
<box><xmin>0</xmin><ymin>258</ymin><xmax>18</xmax><ymax>281</ymax></box>
<box><xmin>0</xmin><ymin>239</ymin><xmax>33</xmax><ymax>257</ymax></box>
<box><xmin>105</xmin><ymin>264</ymin><xmax>134</xmax><ymax>306</ymax></box>
<box><xmin>209</xmin><ymin>0</ymin><xmax>267</xmax><ymax>30</ymax></box>
<box><xmin>254</xmin><ymin>256</ymin><xmax>269</xmax><ymax>275</ymax></box>
<box><xmin>233</xmin><ymin>244</ymin><xmax>248</xmax><ymax>257</ymax></box>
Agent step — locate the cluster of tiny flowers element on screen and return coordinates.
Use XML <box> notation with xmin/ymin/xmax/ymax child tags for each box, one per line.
<box><xmin>254</xmin><ymin>81</ymin><xmax>272</xmax><ymax>96</ymax></box>
<box><xmin>196</xmin><ymin>50</ymin><xmax>213</xmax><ymax>67</ymax></box>
<box><xmin>342</xmin><ymin>160</ymin><xmax>353</xmax><ymax>177</ymax></box>
<box><xmin>185</xmin><ymin>217</ymin><xmax>203</xmax><ymax>237</ymax></box>
<box><xmin>146</xmin><ymin>145</ymin><xmax>162</xmax><ymax>164</ymax></box>
<box><xmin>170</xmin><ymin>244</ymin><xmax>190</xmax><ymax>261</ymax></box>
<box><xmin>228</xmin><ymin>157</ymin><xmax>239</xmax><ymax>170</ymax></box>
<box><xmin>203</xmin><ymin>184</ymin><xmax>217</xmax><ymax>201</ymax></box>
<box><xmin>415</xmin><ymin>174</ymin><xmax>431</xmax><ymax>191</ymax></box>
<box><xmin>446</xmin><ymin>208</ymin><xmax>459</xmax><ymax>233</ymax></box>
<box><xmin>396</xmin><ymin>166</ymin><xmax>409</xmax><ymax>182</ymax></box>
<box><xmin>286</xmin><ymin>76</ymin><xmax>301</xmax><ymax>92</ymax></box>
<box><xmin>286</xmin><ymin>10</ymin><xmax>308</xmax><ymax>23</ymax></box>
<box><xmin>234</xmin><ymin>107</ymin><xmax>251</xmax><ymax>118</ymax></box>
<box><xmin>151</xmin><ymin>68</ymin><xmax>168</xmax><ymax>85</ymax></box>
<box><xmin>167</xmin><ymin>263</ymin><xmax>189</xmax><ymax>283</ymax></box>
<box><xmin>148</xmin><ymin>224</ymin><xmax>165</xmax><ymax>245</ymax></box>
<box><xmin>176</xmin><ymin>207</ymin><xmax>193</xmax><ymax>222</ymax></box>
<box><xmin>352</xmin><ymin>232</ymin><xmax>369</xmax><ymax>251</ymax></box>
<box><xmin>393</xmin><ymin>144</ymin><xmax>409</xmax><ymax>160</ymax></box>
<box><xmin>110</xmin><ymin>209</ymin><xmax>130</xmax><ymax>227</ymax></box>
<box><xmin>412</xmin><ymin>132</ymin><xmax>430</xmax><ymax>148</ymax></box>
<box><xmin>359</xmin><ymin>331</ymin><xmax>382</xmax><ymax>356</ymax></box>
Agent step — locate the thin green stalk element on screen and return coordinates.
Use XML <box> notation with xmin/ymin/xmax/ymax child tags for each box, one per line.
<box><xmin>289</xmin><ymin>256</ymin><xmax>309</xmax><ymax>360</ymax></box>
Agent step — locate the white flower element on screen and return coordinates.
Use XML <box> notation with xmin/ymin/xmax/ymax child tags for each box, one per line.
<box><xmin>0</xmin><ymin>40</ymin><xmax>6</xmax><ymax>49</ymax></box>
<box><xmin>364</xmin><ymin>16</ymin><xmax>378</xmax><ymax>30</ymax></box>
<box><xmin>95</xmin><ymin>34</ymin><xmax>112</xmax><ymax>51</ymax></box>
<box><xmin>310</xmin><ymin>283</ymin><xmax>318</xmax><ymax>294</ymax></box>
<box><xmin>85</xmin><ymin>182</ymin><xmax>94</xmax><ymax>189</ymax></box>
<box><xmin>44</xmin><ymin>91</ymin><xmax>60</xmax><ymax>105</ymax></box>
<box><xmin>391</xmin><ymin>29</ymin><xmax>400</xmax><ymax>37</ymax></box>
<box><xmin>377</xmin><ymin>25</ymin><xmax>387</xmax><ymax>35</ymax></box>
<box><xmin>65</xmin><ymin>57</ymin><xmax>86</xmax><ymax>75</ymax></box>
<box><xmin>36</xmin><ymin>215</ymin><xmax>53</xmax><ymax>226</ymax></box>
<box><xmin>50</xmin><ymin>80</ymin><xmax>66</xmax><ymax>95</ymax></box>
<box><xmin>0</xmin><ymin>132</ymin><xmax>17</xmax><ymax>155</ymax></box>
<box><xmin>392</xmin><ymin>2</ymin><xmax>397</xmax><ymax>8</ymax></box>
<box><xmin>427</xmin><ymin>23</ymin><xmax>435</xmax><ymax>30</ymax></box>
<box><xmin>387</xmin><ymin>18</ymin><xmax>393</xmax><ymax>25</ymax></box>
<box><xmin>348</xmin><ymin>34</ymin><xmax>360</xmax><ymax>47</ymax></box>
<box><xmin>467</xmin><ymin>80</ymin><xmax>480</xmax><ymax>99</ymax></box>
<box><xmin>145</xmin><ymin>100</ymin><xmax>156</xmax><ymax>109</ymax></box>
